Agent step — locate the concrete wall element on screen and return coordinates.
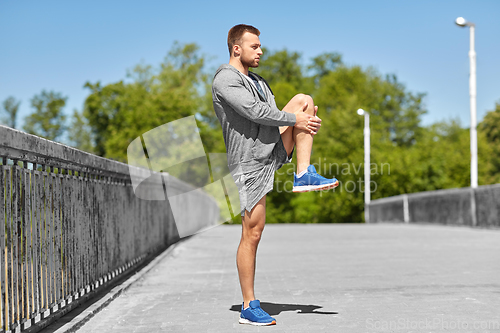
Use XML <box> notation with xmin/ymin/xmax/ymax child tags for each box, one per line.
<box><xmin>369</xmin><ymin>196</ymin><xmax>405</xmax><ymax>223</ymax></box>
<box><xmin>475</xmin><ymin>184</ymin><xmax>500</xmax><ymax>228</ymax></box>
<box><xmin>369</xmin><ymin>184</ymin><xmax>500</xmax><ymax>228</ymax></box>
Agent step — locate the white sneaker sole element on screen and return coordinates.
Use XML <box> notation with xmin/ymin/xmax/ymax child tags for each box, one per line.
<box><xmin>293</xmin><ymin>180</ymin><xmax>339</xmax><ymax>193</ymax></box>
<box><xmin>239</xmin><ymin>317</ymin><xmax>276</xmax><ymax>326</ymax></box>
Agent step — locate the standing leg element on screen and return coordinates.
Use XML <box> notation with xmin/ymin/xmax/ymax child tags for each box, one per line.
<box><xmin>237</xmin><ymin>195</ymin><xmax>267</xmax><ymax>309</ymax></box>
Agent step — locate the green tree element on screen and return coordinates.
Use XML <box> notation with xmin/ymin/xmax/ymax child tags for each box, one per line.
<box><xmin>311</xmin><ymin>65</ymin><xmax>426</xmax><ymax>221</ymax></box>
<box><xmin>381</xmin><ymin>120</ymin><xmax>469</xmax><ymax>196</ymax></box>
<box><xmin>68</xmin><ymin>109</ymin><xmax>95</xmax><ymax>153</ymax></box>
<box><xmin>74</xmin><ymin>43</ymin><xmax>494</xmax><ymax>224</ymax></box>
<box><xmin>308</xmin><ymin>52</ymin><xmax>342</xmax><ymax>81</ymax></box>
<box><xmin>253</xmin><ymin>48</ymin><xmax>311</xmax><ymax>109</ymax></box>
<box><xmin>23</xmin><ymin>90</ymin><xmax>67</xmax><ymax>141</ymax></box>
<box><xmin>480</xmin><ymin>102</ymin><xmax>500</xmax><ymax>184</ymax></box>
<box><xmin>1</xmin><ymin>96</ymin><xmax>21</xmax><ymax>129</ymax></box>
<box><xmin>254</xmin><ymin>49</ymin><xmax>428</xmax><ymax>223</ymax></box>
<box><xmin>82</xmin><ymin>42</ymin><xmax>211</xmax><ymax>161</ymax></box>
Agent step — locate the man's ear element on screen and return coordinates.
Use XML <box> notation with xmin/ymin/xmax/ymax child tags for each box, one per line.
<box><xmin>232</xmin><ymin>45</ymin><xmax>241</xmax><ymax>57</ymax></box>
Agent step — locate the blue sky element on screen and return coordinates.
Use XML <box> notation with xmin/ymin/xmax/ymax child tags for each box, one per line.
<box><xmin>1</xmin><ymin>0</ymin><xmax>499</xmax><ymax>134</ymax></box>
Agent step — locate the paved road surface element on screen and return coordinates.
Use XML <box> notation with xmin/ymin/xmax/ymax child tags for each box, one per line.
<box><xmin>72</xmin><ymin>223</ymin><xmax>500</xmax><ymax>332</ymax></box>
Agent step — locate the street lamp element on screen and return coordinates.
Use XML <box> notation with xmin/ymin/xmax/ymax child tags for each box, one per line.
<box><xmin>455</xmin><ymin>16</ymin><xmax>478</xmax><ymax>188</ymax></box>
<box><xmin>357</xmin><ymin>109</ymin><xmax>370</xmax><ymax>223</ymax></box>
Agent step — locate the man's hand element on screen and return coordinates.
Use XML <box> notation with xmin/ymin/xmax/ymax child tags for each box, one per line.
<box><xmin>294</xmin><ymin>103</ymin><xmax>322</xmax><ymax>135</ymax></box>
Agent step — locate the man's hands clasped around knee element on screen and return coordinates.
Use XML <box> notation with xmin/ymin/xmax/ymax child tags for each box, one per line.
<box><xmin>294</xmin><ymin>102</ymin><xmax>322</xmax><ymax>135</ymax></box>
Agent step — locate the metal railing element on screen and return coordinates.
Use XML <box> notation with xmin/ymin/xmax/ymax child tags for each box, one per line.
<box><xmin>0</xmin><ymin>125</ymin><xmax>218</xmax><ymax>332</ymax></box>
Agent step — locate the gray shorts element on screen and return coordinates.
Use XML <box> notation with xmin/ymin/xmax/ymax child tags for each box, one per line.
<box><xmin>238</xmin><ymin>137</ymin><xmax>293</xmax><ymax>216</ymax></box>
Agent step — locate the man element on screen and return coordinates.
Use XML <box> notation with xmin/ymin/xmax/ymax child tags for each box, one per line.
<box><xmin>212</xmin><ymin>24</ymin><xmax>339</xmax><ymax>326</ymax></box>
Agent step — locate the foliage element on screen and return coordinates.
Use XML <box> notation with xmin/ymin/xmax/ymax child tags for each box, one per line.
<box><xmin>68</xmin><ymin>108</ymin><xmax>95</xmax><ymax>153</ymax></box>
<box><xmin>61</xmin><ymin>43</ymin><xmax>500</xmax><ymax>223</ymax></box>
<box><xmin>81</xmin><ymin>42</ymin><xmax>222</xmax><ymax>162</ymax></box>
<box><xmin>1</xmin><ymin>96</ymin><xmax>21</xmax><ymax>129</ymax></box>
<box><xmin>258</xmin><ymin>54</ymin><xmax>429</xmax><ymax>222</ymax></box>
<box><xmin>252</xmin><ymin>48</ymin><xmax>312</xmax><ymax>109</ymax></box>
<box><xmin>480</xmin><ymin>102</ymin><xmax>500</xmax><ymax>184</ymax></box>
<box><xmin>253</xmin><ymin>50</ymin><xmax>498</xmax><ymax>223</ymax></box>
<box><xmin>23</xmin><ymin>90</ymin><xmax>67</xmax><ymax>141</ymax></box>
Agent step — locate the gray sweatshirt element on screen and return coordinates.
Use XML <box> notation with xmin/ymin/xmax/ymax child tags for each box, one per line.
<box><xmin>212</xmin><ymin>64</ymin><xmax>296</xmax><ymax>170</ymax></box>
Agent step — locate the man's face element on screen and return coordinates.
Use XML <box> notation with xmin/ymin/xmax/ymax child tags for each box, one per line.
<box><xmin>237</xmin><ymin>32</ymin><xmax>263</xmax><ymax>68</ymax></box>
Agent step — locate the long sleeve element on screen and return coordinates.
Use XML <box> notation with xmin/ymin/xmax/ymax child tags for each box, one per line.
<box><xmin>213</xmin><ymin>70</ymin><xmax>296</xmax><ymax>127</ymax></box>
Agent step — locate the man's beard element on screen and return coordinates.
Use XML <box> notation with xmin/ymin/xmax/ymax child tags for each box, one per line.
<box><xmin>243</xmin><ymin>58</ymin><xmax>259</xmax><ymax>68</ymax></box>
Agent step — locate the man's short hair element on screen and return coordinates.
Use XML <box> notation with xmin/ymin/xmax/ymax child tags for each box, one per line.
<box><xmin>227</xmin><ymin>24</ymin><xmax>260</xmax><ymax>55</ymax></box>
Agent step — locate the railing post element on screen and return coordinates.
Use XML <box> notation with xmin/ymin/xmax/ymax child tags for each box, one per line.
<box><xmin>364</xmin><ymin>203</ymin><xmax>370</xmax><ymax>223</ymax></box>
<box><xmin>470</xmin><ymin>188</ymin><xmax>477</xmax><ymax>227</ymax></box>
<box><xmin>403</xmin><ymin>194</ymin><xmax>410</xmax><ymax>223</ymax></box>
<box><xmin>1</xmin><ymin>157</ymin><xmax>6</xmax><ymax>332</ymax></box>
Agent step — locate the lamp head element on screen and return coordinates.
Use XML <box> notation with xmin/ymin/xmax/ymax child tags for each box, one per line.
<box><xmin>357</xmin><ymin>109</ymin><xmax>365</xmax><ymax>116</ymax></box>
<box><xmin>455</xmin><ymin>17</ymin><xmax>467</xmax><ymax>27</ymax></box>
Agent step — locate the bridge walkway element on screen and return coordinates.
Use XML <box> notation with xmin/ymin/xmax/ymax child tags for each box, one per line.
<box><xmin>48</xmin><ymin>223</ymin><xmax>500</xmax><ymax>332</ymax></box>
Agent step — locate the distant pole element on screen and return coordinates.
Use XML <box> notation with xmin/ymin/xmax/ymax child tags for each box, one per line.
<box><xmin>357</xmin><ymin>109</ymin><xmax>370</xmax><ymax>222</ymax></box>
<box><xmin>455</xmin><ymin>17</ymin><xmax>478</xmax><ymax>188</ymax></box>
<box><xmin>469</xmin><ymin>24</ymin><xmax>477</xmax><ymax>188</ymax></box>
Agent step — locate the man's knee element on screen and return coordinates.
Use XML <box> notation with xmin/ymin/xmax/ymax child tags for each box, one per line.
<box><xmin>294</xmin><ymin>93</ymin><xmax>313</xmax><ymax>103</ymax></box>
<box><xmin>294</xmin><ymin>94</ymin><xmax>315</xmax><ymax>114</ymax></box>
<box><xmin>243</xmin><ymin>227</ymin><xmax>263</xmax><ymax>245</ymax></box>
<box><xmin>250</xmin><ymin>228</ymin><xmax>263</xmax><ymax>243</ymax></box>
<box><xmin>283</xmin><ymin>93</ymin><xmax>315</xmax><ymax>115</ymax></box>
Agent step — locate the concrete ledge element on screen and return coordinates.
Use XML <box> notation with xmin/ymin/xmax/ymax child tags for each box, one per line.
<box><xmin>369</xmin><ymin>184</ymin><xmax>500</xmax><ymax>228</ymax></box>
<box><xmin>369</xmin><ymin>197</ymin><xmax>404</xmax><ymax>222</ymax></box>
<box><xmin>475</xmin><ymin>184</ymin><xmax>500</xmax><ymax>228</ymax></box>
<box><xmin>0</xmin><ymin>125</ymin><xmax>131</xmax><ymax>176</ymax></box>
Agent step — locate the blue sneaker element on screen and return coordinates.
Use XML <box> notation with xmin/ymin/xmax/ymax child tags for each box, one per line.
<box><xmin>239</xmin><ymin>300</ymin><xmax>276</xmax><ymax>326</ymax></box>
<box><xmin>293</xmin><ymin>165</ymin><xmax>339</xmax><ymax>193</ymax></box>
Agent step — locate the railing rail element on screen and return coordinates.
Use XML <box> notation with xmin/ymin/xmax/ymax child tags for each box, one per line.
<box><xmin>0</xmin><ymin>125</ymin><xmax>218</xmax><ymax>332</ymax></box>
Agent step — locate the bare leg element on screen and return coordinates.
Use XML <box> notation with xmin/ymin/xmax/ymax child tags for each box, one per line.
<box><xmin>237</xmin><ymin>195</ymin><xmax>266</xmax><ymax>309</ymax></box>
<box><xmin>281</xmin><ymin>94</ymin><xmax>317</xmax><ymax>174</ymax></box>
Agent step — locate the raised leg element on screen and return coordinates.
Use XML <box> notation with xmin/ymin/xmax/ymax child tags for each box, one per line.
<box><xmin>237</xmin><ymin>195</ymin><xmax>267</xmax><ymax>309</ymax></box>
<box><xmin>280</xmin><ymin>94</ymin><xmax>317</xmax><ymax>174</ymax></box>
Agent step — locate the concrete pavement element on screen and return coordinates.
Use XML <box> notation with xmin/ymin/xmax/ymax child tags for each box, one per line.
<box><xmin>58</xmin><ymin>223</ymin><xmax>500</xmax><ymax>332</ymax></box>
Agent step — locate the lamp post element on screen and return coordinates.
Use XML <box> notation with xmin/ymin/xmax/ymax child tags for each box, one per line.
<box><xmin>357</xmin><ymin>109</ymin><xmax>370</xmax><ymax>223</ymax></box>
<box><xmin>455</xmin><ymin>16</ymin><xmax>478</xmax><ymax>189</ymax></box>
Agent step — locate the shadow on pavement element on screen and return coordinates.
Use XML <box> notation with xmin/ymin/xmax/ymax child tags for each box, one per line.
<box><xmin>230</xmin><ymin>302</ymin><xmax>338</xmax><ymax>316</ymax></box>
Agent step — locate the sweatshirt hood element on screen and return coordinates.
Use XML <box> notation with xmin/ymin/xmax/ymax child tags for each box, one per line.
<box><xmin>214</xmin><ymin>63</ymin><xmax>243</xmax><ymax>78</ymax></box>
<box><xmin>214</xmin><ymin>64</ymin><xmax>265</xmax><ymax>82</ymax></box>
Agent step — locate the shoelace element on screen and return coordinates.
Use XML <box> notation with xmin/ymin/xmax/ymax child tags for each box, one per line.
<box><xmin>251</xmin><ymin>306</ymin><xmax>267</xmax><ymax>317</ymax></box>
<box><xmin>302</xmin><ymin>172</ymin><xmax>328</xmax><ymax>180</ymax></box>
<box><xmin>310</xmin><ymin>173</ymin><xmax>324</xmax><ymax>179</ymax></box>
